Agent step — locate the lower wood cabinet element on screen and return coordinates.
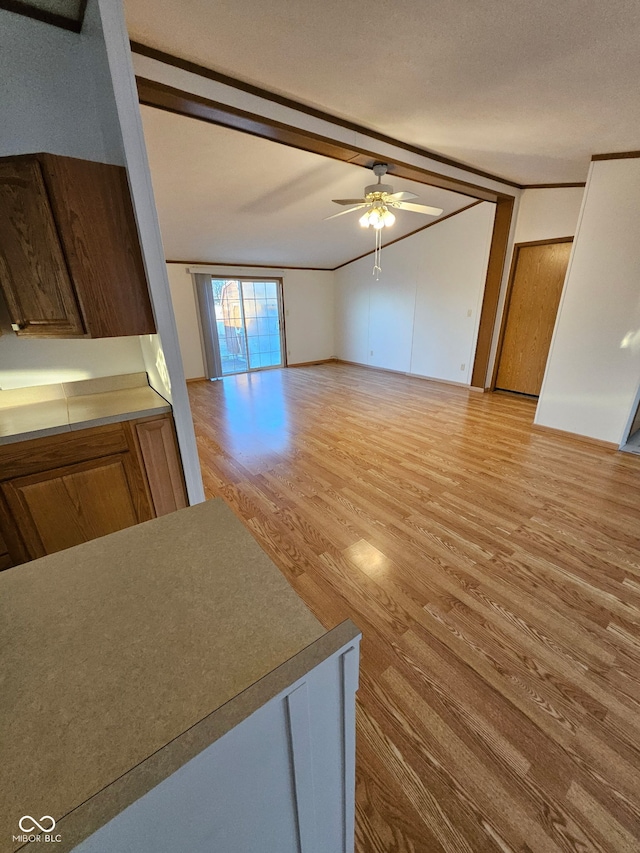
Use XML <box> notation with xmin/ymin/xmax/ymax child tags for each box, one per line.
<box><xmin>0</xmin><ymin>414</ymin><xmax>187</xmax><ymax>567</ymax></box>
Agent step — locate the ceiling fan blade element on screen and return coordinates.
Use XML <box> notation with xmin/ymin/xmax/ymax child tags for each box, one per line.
<box><xmin>386</xmin><ymin>191</ymin><xmax>418</xmax><ymax>201</ymax></box>
<box><xmin>396</xmin><ymin>201</ymin><xmax>444</xmax><ymax>216</ymax></box>
<box><xmin>331</xmin><ymin>198</ymin><xmax>368</xmax><ymax>205</ymax></box>
<box><xmin>324</xmin><ymin>204</ymin><xmax>369</xmax><ymax>220</ymax></box>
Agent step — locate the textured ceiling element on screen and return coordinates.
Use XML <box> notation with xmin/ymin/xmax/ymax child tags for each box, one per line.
<box><xmin>140</xmin><ymin>106</ymin><xmax>475</xmax><ymax>267</ymax></box>
<box><xmin>126</xmin><ymin>0</ymin><xmax>640</xmax><ymax>185</ymax></box>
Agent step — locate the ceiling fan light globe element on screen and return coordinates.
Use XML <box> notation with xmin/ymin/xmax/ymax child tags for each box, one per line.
<box><xmin>359</xmin><ymin>213</ymin><xmax>370</xmax><ymax>228</ymax></box>
<box><xmin>383</xmin><ymin>210</ymin><xmax>396</xmax><ymax>227</ymax></box>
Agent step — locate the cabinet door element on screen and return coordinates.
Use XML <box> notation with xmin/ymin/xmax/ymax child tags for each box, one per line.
<box><xmin>41</xmin><ymin>155</ymin><xmax>156</xmax><ymax>338</ymax></box>
<box><xmin>0</xmin><ymin>528</ymin><xmax>12</xmax><ymax>571</ymax></box>
<box><xmin>1</xmin><ymin>454</ymin><xmax>151</xmax><ymax>561</ymax></box>
<box><xmin>0</xmin><ymin>159</ymin><xmax>85</xmax><ymax>336</ymax></box>
<box><xmin>134</xmin><ymin>416</ymin><xmax>188</xmax><ymax>516</ymax></box>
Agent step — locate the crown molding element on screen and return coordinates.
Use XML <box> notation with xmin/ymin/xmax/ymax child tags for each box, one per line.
<box><xmin>521</xmin><ymin>182</ymin><xmax>586</xmax><ymax>189</ymax></box>
<box><xmin>167</xmin><ymin>261</ymin><xmax>333</xmax><ymax>271</ymax></box>
<box><xmin>591</xmin><ymin>151</ymin><xmax>640</xmax><ymax>161</ymax></box>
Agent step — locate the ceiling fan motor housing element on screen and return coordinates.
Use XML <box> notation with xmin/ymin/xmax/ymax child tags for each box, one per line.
<box><xmin>365</xmin><ymin>183</ymin><xmax>393</xmax><ymax>196</ymax></box>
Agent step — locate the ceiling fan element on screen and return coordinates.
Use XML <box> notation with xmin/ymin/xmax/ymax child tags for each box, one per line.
<box><xmin>325</xmin><ymin>163</ymin><xmax>443</xmax><ymax>278</ymax></box>
<box><xmin>325</xmin><ymin>163</ymin><xmax>443</xmax><ymax>228</ymax></box>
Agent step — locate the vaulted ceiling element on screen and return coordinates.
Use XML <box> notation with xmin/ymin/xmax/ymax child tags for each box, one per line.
<box><xmin>140</xmin><ymin>106</ymin><xmax>476</xmax><ymax>268</ymax></box>
<box><xmin>126</xmin><ymin>0</ymin><xmax>640</xmax><ymax>186</ymax></box>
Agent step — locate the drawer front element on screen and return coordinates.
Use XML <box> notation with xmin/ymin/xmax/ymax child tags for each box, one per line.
<box><xmin>0</xmin><ymin>422</ymin><xmax>130</xmax><ymax>481</ymax></box>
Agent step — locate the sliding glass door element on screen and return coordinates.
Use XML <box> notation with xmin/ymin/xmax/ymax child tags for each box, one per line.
<box><xmin>196</xmin><ymin>276</ymin><xmax>286</xmax><ymax>378</ymax></box>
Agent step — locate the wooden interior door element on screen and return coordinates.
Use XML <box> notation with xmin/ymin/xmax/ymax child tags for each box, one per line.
<box><xmin>495</xmin><ymin>239</ymin><xmax>572</xmax><ymax>396</ymax></box>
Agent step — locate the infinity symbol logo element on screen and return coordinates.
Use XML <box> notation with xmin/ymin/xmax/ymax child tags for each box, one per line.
<box><xmin>19</xmin><ymin>815</ymin><xmax>56</xmax><ymax>833</ymax></box>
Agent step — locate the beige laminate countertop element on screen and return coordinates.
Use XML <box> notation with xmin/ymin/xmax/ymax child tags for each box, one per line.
<box><xmin>0</xmin><ymin>372</ymin><xmax>171</xmax><ymax>445</ymax></box>
<box><xmin>0</xmin><ymin>499</ymin><xmax>336</xmax><ymax>852</ymax></box>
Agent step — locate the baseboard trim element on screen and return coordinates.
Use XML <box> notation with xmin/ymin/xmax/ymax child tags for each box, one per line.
<box><xmin>411</xmin><ymin>371</ymin><xmax>483</xmax><ymax>391</ymax></box>
<box><xmin>288</xmin><ymin>358</ymin><xmax>337</xmax><ymax>368</ymax></box>
<box><xmin>335</xmin><ymin>359</ymin><xmax>403</xmax><ymax>376</ymax></box>
<box><xmin>334</xmin><ymin>359</ymin><xmax>479</xmax><ymax>391</ymax></box>
<box><xmin>186</xmin><ymin>376</ymin><xmax>207</xmax><ymax>383</ymax></box>
<box><xmin>531</xmin><ymin>423</ymin><xmax>618</xmax><ymax>450</ymax></box>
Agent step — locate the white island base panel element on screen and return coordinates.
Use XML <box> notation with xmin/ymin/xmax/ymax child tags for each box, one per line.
<box><xmin>72</xmin><ymin>637</ymin><xmax>360</xmax><ymax>853</ymax></box>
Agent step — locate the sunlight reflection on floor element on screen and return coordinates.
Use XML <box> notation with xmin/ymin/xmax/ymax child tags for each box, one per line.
<box><xmin>217</xmin><ymin>370</ymin><xmax>291</xmax><ymax>460</ymax></box>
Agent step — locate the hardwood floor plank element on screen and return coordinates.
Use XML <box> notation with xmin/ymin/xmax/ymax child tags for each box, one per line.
<box><xmin>358</xmin><ymin>694</ymin><xmax>507</xmax><ymax>853</ymax></box>
<box><xmin>187</xmin><ymin>365</ymin><xmax>640</xmax><ymax>853</ymax></box>
<box><xmin>567</xmin><ymin>781</ymin><xmax>640</xmax><ymax>853</ymax></box>
<box><xmin>360</xmin><ymin>670</ymin><xmax>567</xmax><ymax>853</ymax></box>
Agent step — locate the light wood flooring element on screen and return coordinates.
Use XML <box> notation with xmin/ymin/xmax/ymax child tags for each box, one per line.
<box><xmin>188</xmin><ymin>363</ymin><xmax>640</xmax><ymax>853</ymax></box>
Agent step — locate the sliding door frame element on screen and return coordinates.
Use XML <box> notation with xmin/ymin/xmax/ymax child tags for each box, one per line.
<box><xmin>195</xmin><ymin>274</ymin><xmax>287</xmax><ymax>379</ymax></box>
<box><xmin>194</xmin><ymin>273</ymin><xmax>223</xmax><ymax>380</ymax></box>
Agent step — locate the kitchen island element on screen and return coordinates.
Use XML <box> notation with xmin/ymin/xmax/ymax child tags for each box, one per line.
<box><xmin>0</xmin><ymin>499</ymin><xmax>360</xmax><ymax>852</ymax></box>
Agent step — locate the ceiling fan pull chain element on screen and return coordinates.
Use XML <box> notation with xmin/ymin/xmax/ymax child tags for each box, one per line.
<box><xmin>373</xmin><ymin>227</ymin><xmax>382</xmax><ymax>279</ymax></box>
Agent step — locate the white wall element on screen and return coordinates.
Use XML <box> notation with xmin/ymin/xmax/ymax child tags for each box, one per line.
<box><xmin>514</xmin><ymin>187</ymin><xmax>584</xmax><ymax>243</ymax></box>
<box><xmin>282</xmin><ymin>270</ymin><xmax>335</xmax><ymax>364</ymax></box>
<box><xmin>166</xmin><ymin>264</ymin><xmax>335</xmax><ymax>379</ymax></box>
<box><xmin>0</xmin><ymin>293</ymin><xmax>145</xmax><ymax>389</ymax></box>
<box><xmin>536</xmin><ymin>158</ymin><xmax>640</xmax><ymax>444</ymax></box>
<box><xmin>335</xmin><ymin>203</ymin><xmax>496</xmax><ymax>385</ymax></box>
<box><xmin>167</xmin><ymin>265</ymin><xmax>207</xmax><ymax>379</ymax></box>
<box><xmin>0</xmin><ymin>9</ymin><xmax>123</xmax><ymax>164</ymax></box>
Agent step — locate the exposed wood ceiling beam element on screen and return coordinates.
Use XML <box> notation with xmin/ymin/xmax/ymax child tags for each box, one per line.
<box><xmin>131</xmin><ymin>40</ymin><xmax>522</xmax><ymax>191</ymax></box>
<box><xmin>136</xmin><ymin>77</ymin><xmax>509</xmax><ymax>204</ymax></box>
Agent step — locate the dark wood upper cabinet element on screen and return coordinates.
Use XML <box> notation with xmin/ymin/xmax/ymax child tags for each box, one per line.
<box><xmin>0</xmin><ymin>153</ymin><xmax>156</xmax><ymax>338</ymax></box>
<box><xmin>0</xmin><ymin>158</ymin><xmax>84</xmax><ymax>336</ymax></box>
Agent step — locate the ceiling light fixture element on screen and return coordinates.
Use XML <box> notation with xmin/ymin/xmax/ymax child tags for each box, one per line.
<box><xmin>359</xmin><ymin>206</ymin><xmax>396</xmax><ymax>230</ymax></box>
<box><xmin>359</xmin><ymin>202</ymin><xmax>395</xmax><ymax>278</ymax></box>
<box><xmin>325</xmin><ymin>163</ymin><xmax>443</xmax><ymax>279</ymax></box>
<box><xmin>358</xmin><ymin>196</ymin><xmax>396</xmax><ymax>277</ymax></box>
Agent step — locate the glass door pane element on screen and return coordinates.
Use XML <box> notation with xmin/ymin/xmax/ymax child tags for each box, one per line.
<box><xmin>242</xmin><ymin>280</ymin><xmax>283</xmax><ymax>370</ymax></box>
<box><xmin>208</xmin><ymin>278</ymin><xmax>284</xmax><ymax>376</ymax></box>
<box><xmin>212</xmin><ymin>279</ymin><xmax>248</xmax><ymax>375</ymax></box>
